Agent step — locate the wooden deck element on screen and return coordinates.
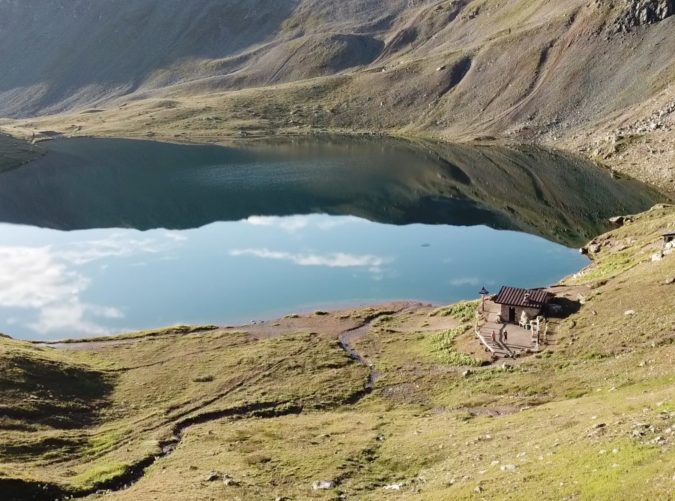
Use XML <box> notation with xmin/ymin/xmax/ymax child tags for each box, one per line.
<box><xmin>475</xmin><ymin>300</ymin><xmax>540</xmax><ymax>358</ymax></box>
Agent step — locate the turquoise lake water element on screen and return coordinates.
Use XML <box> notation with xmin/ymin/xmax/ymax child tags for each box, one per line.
<box><xmin>0</xmin><ymin>137</ymin><xmax>658</xmax><ymax>340</ymax></box>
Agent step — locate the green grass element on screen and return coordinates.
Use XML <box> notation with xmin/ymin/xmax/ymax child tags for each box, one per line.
<box><xmin>47</xmin><ymin>324</ymin><xmax>219</xmax><ymax>344</ymax></box>
<box><xmin>428</xmin><ymin>327</ymin><xmax>481</xmax><ymax>366</ymax></box>
<box><xmin>73</xmin><ymin>462</ymin><xmax>128</xmax><ymax>488</ymax></box>
<box><xmin>429</xmin><ymin>300</ymin><xmax>479</xmax><ymax>323</ymax></box>
<box><xmin>572</xmin><ymin>250</ymin><xmax>636</xmax><ymax>283</ymax></box>
<box><xmin>84</xmin><ymin>430</ymin><xmax>123</xmax><ymax>457</ymax></box>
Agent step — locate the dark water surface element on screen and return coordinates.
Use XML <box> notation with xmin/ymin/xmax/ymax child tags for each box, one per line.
<box><xmin>0</xmin><ymin>137</ymin><xmax>660</xmax><ymax>339</ymax></box>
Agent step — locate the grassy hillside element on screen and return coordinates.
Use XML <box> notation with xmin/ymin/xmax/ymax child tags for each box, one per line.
<box><xmin>0</xmin><ymin>0</ymin><xmax>673</xmax><ymax>192</ymax></box>
<box><xmin>0</xmin><ymin>205</ymin><xmax>672</xmax><ymax>500</ymax></box>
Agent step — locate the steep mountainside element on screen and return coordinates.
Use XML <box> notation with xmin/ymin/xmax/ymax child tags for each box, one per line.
<box><xmin>0</xmin><ymin>0</ymin><xmax>408</xmax><ymax>116</ymax></box>
<box><xmin>1</xmin><ymin>0</ymin><xmax>674</xmax><ymax>191</ymax></box>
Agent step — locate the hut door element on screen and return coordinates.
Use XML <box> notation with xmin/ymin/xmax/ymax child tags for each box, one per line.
<box><xmin>508</xmin><ymin>307</ymin><xmax>516</xmax><ymax>323</ymax></box>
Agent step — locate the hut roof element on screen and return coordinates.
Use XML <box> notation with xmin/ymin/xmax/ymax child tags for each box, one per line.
<box><xmin>493</xmin><ymin>287</ymin><xmax>552</xmax><ymax>308</ymax></box>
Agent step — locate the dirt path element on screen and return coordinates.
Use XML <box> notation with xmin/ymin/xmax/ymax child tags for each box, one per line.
<box><xmin>337</xmin><ymin>307</ymin><xmax>414</xmax><ymax>391</ymax></box>
<box><xmin>75</xmin><ymin>313</ymin><xmax>389</xmax><ymax>498</ymax></box>
<box><xmin>64</xmin><ymin>402</ymin><xmax>302</xmax><ymax>500</ymax></box>
<box><xmin>338</xmin><ymin>320</ymin><xmax>380</xmax><ymax>390</ymax></box>
<box><xmin>39</xmin><ymin>339</ymin><xmax>139</xmax><ymax>351</ymax></box>
<box><xmin>6</xmin><ymin>373</ymin><xmax>306</xmax><ymax>500</ymax></box>
<box><xmin>7</xmin><ymin>303</ymin><xmax>420</xmax><ymax>499</ymax></box>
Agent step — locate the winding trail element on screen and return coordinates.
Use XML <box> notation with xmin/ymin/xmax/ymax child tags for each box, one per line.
<box><xmin>1</xmin><ymin>400</ymin><xmax>304</xmax><ymax>501</ymax></box>
<box><xmin>338</xmin><ymin>310</ymin><xmax>400</xmax><ymax>392</ymax></box>
<box><xmin>2</xmin><ymin>347</ymin><xmax>308</xmax><ymax>500</ymax></box>
<box><xmin>5</xmin><ymin>309</ymin><xmax>406</xmax><ymax>500</ymax></box>
<box><xmin>78</xmin><ymin>310</ymin><xmax>385</xmax><ymax>498</ymax></box>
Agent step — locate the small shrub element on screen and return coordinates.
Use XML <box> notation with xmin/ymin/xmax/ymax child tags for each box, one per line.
<box><xmin>74</xmin><ymin>462</ymin><xmax>127</xmax><ymax>487</ymax></box>
<box><xmin>429</xmin><ymin>327</ymin><xmax>480</xmax><ymax>366</ymax></box>
<box><xmin>373</xmin><ymin>315</ymin><xmax>394</xmax><ymax>326</ymax></box>
<box><xmin>430</xmin><ymin>300</ymin><xmax>479</xmax><ymax>323</ymax></box>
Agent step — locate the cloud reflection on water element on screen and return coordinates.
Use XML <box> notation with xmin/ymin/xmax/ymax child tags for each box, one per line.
<box><xmin>0</xmin><ymin>212</ymin><xmax>589</xmax><ymax>340</ymax></box>
<box><xmin>230</xmin><ymin>248</ymin><xmax>389</xmax><ymax>273</ymax></box>
<box><xmin>245</xmin><ymin>215</ymin><xmax>364</xmax><ymax>233</ymax></box>
<box><xmin>0</xmin><ymin>233</ymin><xmax>183</xmax><ymax>338</ymax></box>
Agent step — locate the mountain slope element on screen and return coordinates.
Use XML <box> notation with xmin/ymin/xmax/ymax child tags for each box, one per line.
<box><xmin>0</xmin><ymin>0</ymin><xmax>409</xmax><ymax>116</ymax></box>
<box><xmin>0</xmin><ymin>0</ymin><xmax>674</xmax><ymax>192</ymax></box>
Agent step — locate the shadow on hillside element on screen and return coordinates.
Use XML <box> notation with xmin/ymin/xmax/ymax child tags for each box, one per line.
<box><xmin>547</xmin><ymin>297</ymin><xmax>582</xmax><ymax>319</ymax></box>
<box><xmin>0</xmin><ymin>354</ymin><xmax>114</xmax><ymax>431</ymax></box>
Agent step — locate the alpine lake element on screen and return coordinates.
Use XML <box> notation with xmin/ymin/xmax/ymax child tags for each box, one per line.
<box><xmin>0</xmin><ymin>136</ymin><xmax>661</xmax><ymax>340</ymax></box>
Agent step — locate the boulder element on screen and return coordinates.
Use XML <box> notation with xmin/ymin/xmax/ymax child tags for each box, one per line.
<box><xmin>614</xmin><ymin>0</ymin><xmax>674</xmax><ymax>31</ymax></box>
<box><xmin>223</xmin><ymin>476</ymin><xmax>240</xmax><ymax>487</ymax></box>
<box><xmin>384</xmin><ymin>483</ymin><xmax>403</xmax><ymax>490</ymax></box>
<box><xmin>205</xmin><ymin>471</ymin><xmax>220</xmax><ymax>482</ymax></box>
<box><xmin>589</xmin><ymin>243</ymin><xmax>602</xmax><ymax>254</ymax></box>
<box><xmin>312</xmin><ymin>480</ymin><xmax>336</xmax><ymax>490</ymax></box>
<box><xmin>608</xmin><ymin>216</ymin><xmax>625</xmax><ymax>226</ymax></box>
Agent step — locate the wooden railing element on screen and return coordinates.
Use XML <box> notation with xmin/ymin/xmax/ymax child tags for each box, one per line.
<box><xmin>474</xmin><ymin>313</ymin><xmax>514</xmax><ymax>358</ymax></box>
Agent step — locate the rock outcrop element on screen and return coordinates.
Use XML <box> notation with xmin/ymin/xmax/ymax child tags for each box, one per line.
<box><xmin>614</xmin><ymin>0</ymin><xmax>674</xmax><ymax>31</ymax></box>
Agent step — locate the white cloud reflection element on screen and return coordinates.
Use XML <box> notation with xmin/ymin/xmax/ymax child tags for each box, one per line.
<box><xmin>28</xmin><ymin>302</ymin><xmax>124</xmax><ymax>338</ymax></box>
<box><xmin>448</xmin><ymin>277</ymin><xmax>481</xmax><ymax>287</ymax></box>
<box><xmin>0</xmin><ymin>232</ymin><xmax>185</xmax><ymax>338</ymax></box>
<box><xmin>59</xmin><ymin>233</ymin><xmax>164</xmax><ymax>265</ymax></box>
<box><xmin>246</xmin><ymin>216</ymin><xmax>310</xmax><ymax>232</ymax></box>
<box><xmin>0</xmin><ymin>246</ymin><xmax>87</xmax><ymax>309</ymax></box>
<box><xmin>230</xmin><ymin>248</ymin><xmax>388</xmax><ymax>272</ymax></box>
<box><xmin>245</xmin><ymin>215</ymin><xmax>364</xmax><ymax>233</ymax></box>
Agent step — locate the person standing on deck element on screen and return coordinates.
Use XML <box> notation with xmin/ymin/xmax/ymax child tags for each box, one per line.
<box><xmin>503</xmin><ymin>330</ymin><xmax>508</xmax><ymax>343</ymax></box>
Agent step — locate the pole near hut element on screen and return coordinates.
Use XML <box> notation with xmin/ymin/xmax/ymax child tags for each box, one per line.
<box><xmin>479</xmin><ymin>287</ymin><xmax>489</xmax><ymax>313</ymax></box>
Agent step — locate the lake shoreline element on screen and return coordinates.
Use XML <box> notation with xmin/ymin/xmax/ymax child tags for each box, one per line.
<box><xmin>29</xmin><ymin>281</ymin><xmax>587</xmax><ymax>347</ymax></box>
<box><xmin>26</xmin><ymin>200</ymin><xmax>673</xmax><ymax>346</ymax></box>
<box><xmin>25</xmin><ymin>200</ymin><xmax>672</xmax><ymax>347</ymax></box>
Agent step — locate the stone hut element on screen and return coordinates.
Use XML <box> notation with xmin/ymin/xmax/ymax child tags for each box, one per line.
<box><xmin>493</xmin><ymin>286</ymin><xmax>553</xmax><ymax>324</ymax></box>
